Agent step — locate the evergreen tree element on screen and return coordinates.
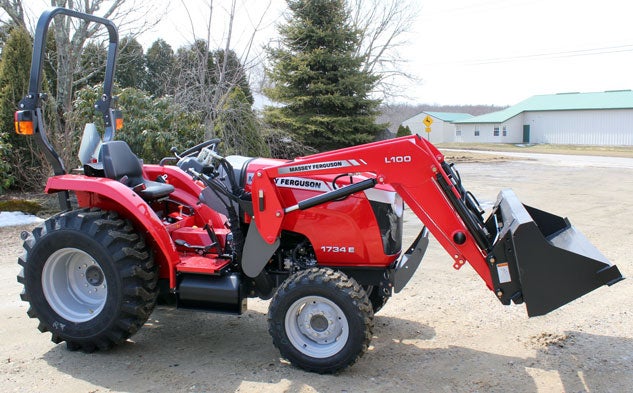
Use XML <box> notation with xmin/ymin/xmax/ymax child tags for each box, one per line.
<box><xmin>0</xmin><ymin>27</ymin><xmax>32</xmax><ymax>136</ymax></box>
<box><xmin>263</xmin><ymin>0</ymin><xmax>384</xmax><ymax>151</ymax></box>
<box><xmin>0</xmin><ymin>21</ymin><xmax>16</xmax><ymax>53</ymax></box>
<box><xmin>172</xmin><ymin>39</ymin><xmax>217</xmax><ymax>112</ymax></box>
<box><xmin>70</xmin><ymin>85</ymin><xmax>206</xmax><ymax>164</ymax></box>
<box><xmin>396</xmin><ymin>124</ymin><xmax>411</xmax><ymax>137</ymax></box>
<box><xmin>172</xmin><ymin>41</ymin><xmax>254</xmax><ymax>139</ymax></box>
<box><xmin>213</xmin><ymin>49</ymin><xmax>253</xmax><ymax>105</ymax></box>
<box><xmin>116</xmin><ymin>36</ymin><xmax>146</xmax><ymax>89</ymax></box>
<box><xmin>0</xmin><ymin>26</ymin><xmax>47</xmax><ymax>192</ymax></box>
<box><xmin>145</xmin><ymin>39</ymin><xmax>174</xmax><ymax>97</ymax></box>
<box><xmin>215</xmin><ymin>87</ymin><xmax>269</xmax><ymax>157</ymax></box>
<box><xmin>79</xmin><ymin>41</ymin><xmax>107</xmax><ymax>88</ymax></box>
<box><xmin>43</xmin><ymin>32</ymin><xmax>57</xmax><ymax>100</ymax></box>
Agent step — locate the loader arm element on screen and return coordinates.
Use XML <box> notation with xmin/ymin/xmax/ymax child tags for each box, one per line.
<box><xmin>251</xmin><ymin>135</ymin><xmax>623</xmax><ymax>316</ymax></box>
<box><xmin>251</xmin><ymin>135</ymin><xmax>495</xmax><ymax>289</ymax></box>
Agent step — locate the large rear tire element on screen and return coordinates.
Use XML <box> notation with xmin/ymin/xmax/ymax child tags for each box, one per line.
<box><xmin>17</xmin><ymin>208</ymin><xmax>158</xmax><ymax>352</ymax></box>
<box><xmin>268</xmin><ymin>268</ymin><xmax>373</xmax><ymax>373</ymax></box>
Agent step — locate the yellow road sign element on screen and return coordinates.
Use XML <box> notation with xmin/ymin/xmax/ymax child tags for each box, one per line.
<box><xmin>425</xmin><ymin>126</ymin><xmax>431</xmax><ymax>133</ymax></box>
<box><xmin>423</xmin><ymin>115</ymin><xmax>433</xmax><ymax>127</ymax></box>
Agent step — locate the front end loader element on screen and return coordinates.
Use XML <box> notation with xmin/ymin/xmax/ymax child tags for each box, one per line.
<box><xmin>14</xmin><ymin>8</ymin><xmax>623</xmax><ymax>374</ymax></box>
<box><xmin>247</xmin><ymin>136</ymin><xmax>624</xmax><ymax>319</ymax></box>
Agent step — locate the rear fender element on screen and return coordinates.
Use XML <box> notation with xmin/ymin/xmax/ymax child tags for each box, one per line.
<box><xmin>45</xmin><ymin>174</ymin><xmax>180</xmax><ymax>286</ymax></box>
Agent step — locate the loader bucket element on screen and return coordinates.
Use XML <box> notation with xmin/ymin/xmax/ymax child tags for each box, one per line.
<box><xmin>487</xmin><ymin>189</ymin><xmax>623</xmax><ymax>317</ymax></box>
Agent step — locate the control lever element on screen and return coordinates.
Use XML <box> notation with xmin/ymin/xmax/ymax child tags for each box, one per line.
<box><xmin>174</xmin><ymin>239</ymin><xmax>217</xmax><ymax>254</ymax></box>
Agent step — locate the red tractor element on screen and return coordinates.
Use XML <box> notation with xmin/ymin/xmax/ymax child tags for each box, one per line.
<box><xmin>15</xmin><ymin>8</ymin><xmax>623</xmax><ymax>373</ymax></box>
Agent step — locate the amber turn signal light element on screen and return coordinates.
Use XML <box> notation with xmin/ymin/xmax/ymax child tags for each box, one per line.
<box><xmin>113</xmin><ymin>109</ymin><xmax>123</xmax><ymax>130</ymax></box>
<box><xmin>14</xmin><ymin>110</ymin><xmax>35</xmax><ymax>135</ymax></box>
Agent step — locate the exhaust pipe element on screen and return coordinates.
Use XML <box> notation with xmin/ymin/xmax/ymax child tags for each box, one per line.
<box><xmin>486</xmin><ymin>189</ymin><xmax>623</xmax><ymax>317</ymax></box>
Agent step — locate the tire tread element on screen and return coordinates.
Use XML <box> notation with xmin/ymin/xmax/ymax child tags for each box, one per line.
<box><xmin>17</xmin><ymin>208</ymin><xmax>158</xmax><ymax>352</ymax></box>
<box><xmin>268</xmin><ymin>267</ymin><xmax>373</xmax><ymax>373</ymax></box>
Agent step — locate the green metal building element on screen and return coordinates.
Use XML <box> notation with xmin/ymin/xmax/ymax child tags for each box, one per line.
<box><xmin>452</xmin><ymin>90</ymin><xmax>633</xmax><ymax>145</ymax></box>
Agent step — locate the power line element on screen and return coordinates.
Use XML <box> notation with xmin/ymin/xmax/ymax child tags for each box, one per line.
<box><xmin>421</xmin><ymin>43</ymin><xmax>633</xmax><ymax>67</ymax></box>
<box><xmin>422</xmin><ymin>0</ymin><xmax>548</xmax><ymax>18</ymax></box>
<box><xmin>464</xmin><ymin>44</ymin><xmax>633</xmax><ymax>65</ymax></box>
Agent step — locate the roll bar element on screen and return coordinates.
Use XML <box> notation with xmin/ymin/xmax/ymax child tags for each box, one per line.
<box><xmin>16</xmin><ymin>7</ymin><xmax>119</xmax><ymax>210</ymax></box>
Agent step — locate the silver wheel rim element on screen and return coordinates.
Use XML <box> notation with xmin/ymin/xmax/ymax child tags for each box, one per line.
<box><xmin>284</xmin><ymin>295</ymin><xmax>349</xmax><ymax>358</ymax></box>
<box><xmin>42</xmin><ymin>248</ymin><xmax>107</xmax><ymax>323</ymax></box>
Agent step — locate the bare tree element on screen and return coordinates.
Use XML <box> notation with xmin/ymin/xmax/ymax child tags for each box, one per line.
<box><xmin>1</xmin><ymin>1</ymin><xmax>160</xmax><ymax>104</ymax></box>
<box><xmin>0</xmin><ymin>0</ymin><xmax>25</xmax><ymax>28</ymax></box>
<box><xmin>174</xmin><ymin>0</ymin><xmax>272</xmax><ymax>139</ymax></box>
<box><xmin>50</xmin><ymin>1</ymin><xmax>160</xmax><ymax>108</ymax></box>
<box><xmin>0</xmin><ymin>0</ymin><xmax>162</xmax><ymax>168</ymax></box>
<box><xmin>348</xmin><ymin>0</ymin><xmax>420</xmax><ymax>100</ymax></box>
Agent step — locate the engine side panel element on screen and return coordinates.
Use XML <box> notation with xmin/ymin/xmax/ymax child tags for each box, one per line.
<box><xmin>244</xmin><ymin>158</ymin><xmax>401</xmax><ymax>267</ymax></box>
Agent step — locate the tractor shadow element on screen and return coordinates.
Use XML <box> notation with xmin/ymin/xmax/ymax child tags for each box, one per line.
<box><xmin>42</xmin><ymin>306</ymin><xmax>633</xmax><ymax>392</ymax></box>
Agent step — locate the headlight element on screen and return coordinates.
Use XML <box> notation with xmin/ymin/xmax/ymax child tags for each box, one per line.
<box><xmin>364</xmin><ymin>188</ymin><xmax>403</xmax><ymax>217</ymax></box>
<box><xmin>392</xmin><ymin>193</ymin><xmax>404</xmax><ymax>217</ymax></box>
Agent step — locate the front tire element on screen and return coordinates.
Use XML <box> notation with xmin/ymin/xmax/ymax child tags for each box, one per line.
<box><xmin>366</xmin><ymin>285</ymin><xmax>390</xmax><ymax>314</ymax></box>
<box><xmin>268</xmin><ymin>268</ymin><xmax>373</xmax><ymax>373</ymax></box>
<box><xmin>17</xmin><ymin>208</ymin><xmax>158</xmax><ymax>352</ymax></box>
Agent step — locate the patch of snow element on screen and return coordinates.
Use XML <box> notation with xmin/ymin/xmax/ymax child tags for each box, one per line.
<box><xmin>0</xmin><ymin>211</ymin><xmax>44</xmax><ymax>227</ymax></box>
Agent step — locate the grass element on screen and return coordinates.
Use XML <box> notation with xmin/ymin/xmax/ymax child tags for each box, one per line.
<box><xmin>0</xmin><ymin>199</ymin><xmax>43</xmax><ymax>214</ymax></box>
<box><xmin>435</xmin><ymin>143</ymin><xmax>633</xmax><ymax>158</ymax></box>
<box><xmin>0</xmin><ymin>192</ymin><xmax>58</xmax><ymax>216</ymax></box>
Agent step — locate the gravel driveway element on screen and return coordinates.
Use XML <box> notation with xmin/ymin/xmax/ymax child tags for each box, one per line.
<box><xmin>1</xmin><ymin>152</ymin><xmax>631</xmax><ymax>392</ymax></box>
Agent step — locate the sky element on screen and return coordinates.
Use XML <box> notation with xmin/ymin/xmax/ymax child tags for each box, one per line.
<box><xmin>408</xmin><ymin>0</ymin><xmax>633</xmax><ymax>106</ymax></box>
<box><xmin>14</xmin><ymin>0</ymin><xmax>633</xmax><ymax>107</ymax></box>
<box><xmin>136</xmin><ymin>0</ymin><xmax>633</xmax><ymax>107</ymax></box>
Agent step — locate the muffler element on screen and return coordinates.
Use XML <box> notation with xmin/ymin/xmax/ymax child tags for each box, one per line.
<box><xmin>486</xmin><ymin>189</ymin><xmax>623</xmax><ymax>317</ymax></box>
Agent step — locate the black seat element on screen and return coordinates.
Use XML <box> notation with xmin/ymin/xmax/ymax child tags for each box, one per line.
<box><xmin>100</xmin><ymin>141</ymin><xmax>174</xmax><ymax>200</ymax></box>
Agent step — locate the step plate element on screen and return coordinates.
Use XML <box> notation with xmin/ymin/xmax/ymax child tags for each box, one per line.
<box><xmin>176</xmin><ymin>255</ymin><xmax>232</xmax><ymax>275</ymax></box>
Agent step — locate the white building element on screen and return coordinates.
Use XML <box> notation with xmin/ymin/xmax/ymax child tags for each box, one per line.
<box><xmin>402</xmin><ymin>111</ymin><xmax>472</xmax><ymax>143</ymax></box>
<box><xmin>452</xmin><ymin>90</ymin><xmax>633</xmax><ymax>145</ymax></box>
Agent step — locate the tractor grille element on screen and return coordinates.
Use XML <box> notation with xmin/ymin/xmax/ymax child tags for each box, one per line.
<box><xmin>370</xmin><ymin>201</ymin><xmax>403</xmax><ymax>255</ymax></box>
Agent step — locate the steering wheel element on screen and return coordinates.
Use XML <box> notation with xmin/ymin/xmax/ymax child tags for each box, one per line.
<box><xmin>177</xmin><ymin>138</ymin><xmax>221</xmax><ymax>160</ymax></box>
<box><xmin>160</xmin><ymin>138</ymin><xmax>222</xmax><ymax>167</ymax></box>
